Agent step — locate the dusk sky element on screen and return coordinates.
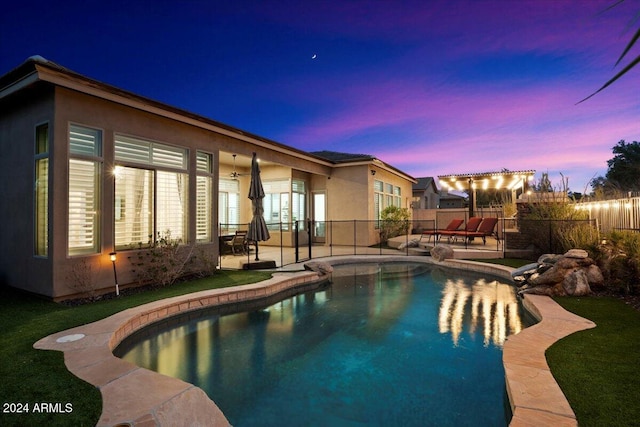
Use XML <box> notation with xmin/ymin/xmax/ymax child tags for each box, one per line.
<box><xmin>2</xmin><ymin>0</ymin><xmax>639</xmax><ymax>192</ymax></box>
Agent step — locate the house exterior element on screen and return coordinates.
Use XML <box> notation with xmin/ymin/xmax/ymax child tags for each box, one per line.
<box><xmin>0</xmin><ymin>56</ymin><xmax>415</xmax><ymax>299</ymax></box>
<box><xmin>438</xmin><ymin>191</ymin><xmax>468</xmax><ymax>208</ymax></box>
<box><xmin>411</xmin><ymin>177</ymin><xmax>440</xmax><ymax>209</ymax></box>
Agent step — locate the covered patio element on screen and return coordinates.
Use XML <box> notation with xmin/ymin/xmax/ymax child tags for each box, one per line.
<box><xmin>438</xmin><ymin>170</ymin><xmax>536</xmax><ymax>217</ymax></box>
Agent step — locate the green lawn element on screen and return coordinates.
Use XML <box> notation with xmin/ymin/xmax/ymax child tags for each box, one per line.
<box><xmin>1</xmin><ymin>262</ymin><xmax>638</xmax><ymax>426</ymax></box>
<box><xmin>0</xmin><ymin>270</ymin><xmax>271</xmax><ymax>427</ymax></box>
<box><xmin>547</xmin><ymin>296</ymin><xmax>640</xmax><ymax>426</ymax></box>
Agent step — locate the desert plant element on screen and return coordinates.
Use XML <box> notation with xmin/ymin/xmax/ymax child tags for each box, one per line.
<box><xmin>595</xmin><ymin>230</ymin><xmax>640</xmax><ymax>294</ymax></box>
<box><xmin>128</xmin><ymin>230</ymin><xmax>195</xmax><ymax>286</ymax></box>
<box><xmin>192</xmin><ymin>245</ymin><xmax>219</xmax><ymax>278</ymax></box>
<box><xmin>518</xmin><ymin>186</ymin><xmax>592</xmax><ymax>254</ymax></box>
<box><xmin>66</xmin><ymin>258</ymin><xmax>98</xmax><ymax>300</ymax></box>
<box><xmin>379</xmin><ymin>205</ymin><xmax>410</xmax><ymax>242</ymax></box>
<box><xmin>554</xmin><ymin>223</ymin><xmax>601</xmax><ymax>255</ymax></box>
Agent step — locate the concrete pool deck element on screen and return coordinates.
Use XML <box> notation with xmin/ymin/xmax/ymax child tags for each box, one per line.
<box><xmin>34</xmin><ymin>256</ymin><xmax>595</xmax><ymax>426</ymax></box>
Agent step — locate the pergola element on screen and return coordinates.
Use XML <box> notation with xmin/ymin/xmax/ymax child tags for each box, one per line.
<box><xmin>438</xmin><ymin>170</ymin><xmax>536</xmax><ymax>217</ymax></box>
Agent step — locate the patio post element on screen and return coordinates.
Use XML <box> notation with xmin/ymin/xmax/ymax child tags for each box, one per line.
<box><xmin>294</xmin><ymin>220</ymin><xmax>299</xmax><ymax>263</ymax></box>
<box><xmin>307</xmin><ymin>218</ymin><xmax>312</xmax><ymax>260</ymax></box>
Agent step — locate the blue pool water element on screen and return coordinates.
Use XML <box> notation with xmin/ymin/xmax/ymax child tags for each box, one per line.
<box><xmin>116</xmin><ymin>262</ymin><xmax>532</xmax><ymax>426</ymax></box>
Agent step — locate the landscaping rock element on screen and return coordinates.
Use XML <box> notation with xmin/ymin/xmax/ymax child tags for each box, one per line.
<box><xmin>586</xmin><ymin>264</ymin><xmax>604</xmax><ymax>288</ymax></box>
<box><xmin>528</xmin><ymin>264</ymin><xmax>567</xmax><ymax>287</ymax></box>
<box><xmin>304</xmin><ymin>262</ymin><xmax>334</xmax><ymax>275</ymax></box>
<box><xmin>564</xmin><ymin>249</ymin><xmax>589</xmax><ymax>259</ymax></box>
<box><xmin>431</xmin><ymin>245</ymin><xmax>454</xmax><ymax>261</ymax></box>
<box><xmin>517</xmin><ymin>248</ymin><xmax>602</xmax><ymax>297</ymax></box>
<box><xmin>511</xmin><ymin>262</ymin><xmax>539</xmax><ymax>280</ymax></box>
<box><xmin>538</xmin><ymin>254</ymin><xmax>562</xmax><ymax>264</ymax></box>
<box><xmin>397</xmin><ymin>239</ymin><xmax>419</xmax><ymax>250</ymax></box>
<box><xmin>562</xmin><ymin>269</ymin><xmax>591</xmax><ymax>296</ymax></box>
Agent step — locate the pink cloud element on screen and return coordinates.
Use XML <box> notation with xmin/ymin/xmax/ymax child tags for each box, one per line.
<box><xmin>256</xmin><ymin>0</ymin><xmax>640</xmax><ymax>191</ymax></box>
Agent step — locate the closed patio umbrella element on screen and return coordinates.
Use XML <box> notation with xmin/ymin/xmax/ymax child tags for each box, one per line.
<box><xmin>247</xmin><ymin>152</ymin><xmax>270</xmax><ymax>260</ymax></box>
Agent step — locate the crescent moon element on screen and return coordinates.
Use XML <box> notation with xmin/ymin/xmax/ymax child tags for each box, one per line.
<box><xmin>312</xmin><ymin>54</ymin><xmax>317</xmax><ymax>59</ymax></box>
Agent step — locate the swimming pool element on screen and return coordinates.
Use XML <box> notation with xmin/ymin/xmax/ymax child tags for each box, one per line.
<box><xmin>116</xmin><ymin>262</ymin><xmax>532</xmax><ymax>426</ymax></box>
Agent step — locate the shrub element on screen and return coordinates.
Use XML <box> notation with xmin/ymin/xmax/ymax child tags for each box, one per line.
<box><xmin>191</xmin><ymin>245</ymin><xmax>219</xmax><ymax>278</ymax></box>
<box><xmin>66</xmin><ymin>258</ymin><xmax>98</xmax><ymax>300</ymax></box>
<box><xmin>520</xmin><ymin>198</ymin><xmax>592</xmax><ymax>254</ymax></box>
<box><xmin>128</xmin><ymin>231</ymin><xmax>195</xmax><ymax>286</ymax></box>
<box><xmin>595</xmin><ymin>230</ymin><xmax>640</xmax><ymax>294</ymax></box>
<box><xmin>551</xmin><ymin>221</ymin><xmax>601</xmax><ymax>254</ymax></box>
<box><xmin>379</xmin><ymin>206</ymin><xmax>410</xmax><ymax>242</ymax></box>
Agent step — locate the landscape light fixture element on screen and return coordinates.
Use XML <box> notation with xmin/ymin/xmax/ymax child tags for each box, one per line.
<box><xmin>109</xmin><ymin>252</ymin><xmax>119</xmax><ymax>297</ymax></box>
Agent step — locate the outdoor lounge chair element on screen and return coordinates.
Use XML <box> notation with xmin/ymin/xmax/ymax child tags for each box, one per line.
<box><xmin>419</xmin><ymin>219</ymin><xmax>464</xmax><ymax>243</ymax></box>
<box><xmin>438</xmin><ymin>217</ymin><xmax>483</xmax><ymax>242</ymax></box>
<box><xmin>226</xmin><ymin>230</ymin><xmax>248</xmax><ymax>255</ymax></box>
<box><xmin>450</xmin><ymin>217</ymin><xmax>499</xmax><ymax>244</ymax></box>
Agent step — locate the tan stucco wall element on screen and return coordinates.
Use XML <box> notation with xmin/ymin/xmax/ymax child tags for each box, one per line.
<box><xmin>18</xmin><ymin>87</ymin><xmax>338</xmax><ymax>298</ymax></box>
<box><xmin>0</xmin><ymin>86</ymin><xmax>56</xmax><ymax>296</ymax></box>
<box><xmin>323</xmin><ymin>164</ymin><xmax>413</xmax><ymax>246</ymax></box>
<box><xmin>1</xmin><ymin>78</ymin><xmax>413</xmax><ymax>299</ymax></box>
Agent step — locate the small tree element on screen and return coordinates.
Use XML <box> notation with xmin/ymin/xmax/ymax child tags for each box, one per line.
<box><xmin>379</xmin><ymin>205</ymin><xmax>410</xmax><ymax>243</ymax></box>
<box><xmin>596</xmin><ymin>231</ymin><xmax>640</xmax><ymax>295</ymax></box>
<box><xmin>66</xmin><ymin>258</ymin><xmax>98</xmax><ymax>300</ymax></box>
<box><xmin>605</xmin><ymin>140</ymin><xmax>640</xmax><ymax>192</ymax></box>
<box><xmin>128</xmin><ymin>230</ymin><xmax>194</xmax><ymax>286</ymax></box>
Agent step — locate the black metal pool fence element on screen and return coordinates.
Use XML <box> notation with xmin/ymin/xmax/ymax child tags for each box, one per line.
<box><xmin>219</xmin><ymin>216</ymin><xmax>602</xmax><ymax>270</ymax></box>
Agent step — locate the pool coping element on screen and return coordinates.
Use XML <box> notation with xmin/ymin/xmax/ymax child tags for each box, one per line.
<box><xmin>34</xmin><ymin>256</ymin><xmax>595</xmax><ymax>426</ymax></box>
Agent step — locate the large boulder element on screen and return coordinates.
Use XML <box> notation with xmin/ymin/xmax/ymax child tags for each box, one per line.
<box><xmin>511</xmin><ymin>262</ymin><xmax>539</xmax><ymax>282</ymax></box>
<box><xmin>538</xmin><ymin>253</ymin><xmax>562</xmax><ymax>264</ymax></box>
<box><xmin>304</xmin><ymin>262</ymin><xmax>334</xmax><ymax>275</ymax></box>
<box><xmin>564</xmin><ymin>248</ymin><xmax>589</xmax><ymax>259</ymax></box>
<box><xmin>431</xmin><ymin>245</ymin><xmax>454</xmax><ymax>261</ymax></box>
<box><xmin>585</xmin><ymin>264</ymin><xmax>605</xmax><ymax>288</ymax></box>
<box><xmin>517</xmin><ymin>249</ymin><xmax>602</xmax><ymax>297</ymax></box>
<box><xmin>562</xmin><ymin>269</ymin><xmax>591</xmax><ymax>296</ymax></box>
<box><xmin>528</xmin><ymin>264</ymin><xmax>568</xmax><ymax>287</ymax></box>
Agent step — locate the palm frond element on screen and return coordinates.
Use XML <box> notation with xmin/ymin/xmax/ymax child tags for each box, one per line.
<box><xmin>615</xmin><ymin>26</ymin><xmax>640</xmax><ymax>66</ymax></box>
<box><xmin>578</xmin><ymin>53</ymin><xmax>640</xmax><ymax>104</ymax></box>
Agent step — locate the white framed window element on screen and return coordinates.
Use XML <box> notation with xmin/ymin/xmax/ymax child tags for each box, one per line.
<box><xmin>263</xmin><ymin>179</ymin><xmax>290</xmax><ymax>230</ymax></box>
<box><xmin>374</xmin><ymin>180</ymin><xmax>384</xmax><ymax>223</ymax></box>
<box><xmin>114</xmin><ymin>135</ymin><xmax>189</xmax><ymax>248</ymax></box>
<box><xmin>115</xmin><ymin>135</ymin><xmax>188</xmax><ymax>170</ymax></box>
<box><xmin>196</xmin><ymin>151</ymin><xmax>213</xmax><ymax>242</ymax></box>
<box><xmin>219</xmin><ymin>178</ymin><xmax>240</xmax><ymax>231</ymax></box>
<box><xmin>292</xmin><ymin>179</ymin><xmax>306</xmax><ymax>230</ymax></box>
<box><xmin>156</xmin><ymin>170</ymin><xmax>189</xmax><ymax>239</ymax></box>
<box><xmin>114</xmin><ymin>167</ymin><xmax>153</xmax><ymax>247</ymax></box>
<box><xmin>68</xmin><ymin>125</ymin><xmax>102</xmax><ymax>256</ymax></box>
<box><xmin>374</xmin><ymin>179</ymin><xmax>402</xmax><ymax>219</ymax></box>
<box><xmin>34</xmin><ymin>123</ymin><xmax>49</xmax><ymax>257</ymax></box>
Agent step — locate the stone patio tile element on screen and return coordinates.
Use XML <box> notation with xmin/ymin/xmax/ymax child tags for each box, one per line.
<box><xmin>153</xmin><ymin>387</ymin><xmax>229</xmax><ymax>426</ymax></box>
<box><xmin>97</xmin><ymin>368</ymin><xmax>192</xmax><ymax>425</ymax></box>
<box><xmin>63</xmin><ymin>345</ymin><xmax>115</xmax><ymax>370</ymax></box>
<box><xmin>509</xmin><ymin>407</ymin><xmax>577</xmax><ymax>427</ymax></box>
<box><xmin>503</xmin><ymin>337</ymin><xmax>552</xmax><ymax>370</ymax></box>
<box><xmin>71</xmin><ymin>356</ymin><xmax>138</xmax><ymax>388</ymax></box>
<box><xmin>505</xmin><ymin>363</ymin><xmax>575</xmax><ymax>419</ymax></box>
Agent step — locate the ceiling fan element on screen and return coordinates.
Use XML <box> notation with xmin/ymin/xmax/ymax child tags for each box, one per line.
<box><xmin>229</xmin><ymin>154</ymin><xmax>248</xmax><ymax>180</ymax></box>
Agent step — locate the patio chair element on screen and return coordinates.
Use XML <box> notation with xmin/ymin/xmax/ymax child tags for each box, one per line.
<box><xmin>451</xmin><ymin>217</ymin><xmax>499</xmax><ymax>244</ymax></box>
<box><xmin>226</xmin><ymin>230</ymin><xmax>248</xmax><ymax>255</ymax></box>
<box><xmin>419</xmin><ymin>219</ymin><xmax>464</xmax><ymax>243</ymax></box>
<box><xmin>438</xmin><ymin>217</ymin><xmax>483</xmax><ymax>242</ymax></box>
